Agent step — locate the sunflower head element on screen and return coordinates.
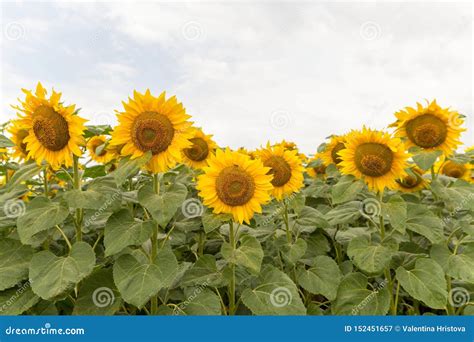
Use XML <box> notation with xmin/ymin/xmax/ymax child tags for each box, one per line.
<box><xmin>256</xmin><ymin>143</ymin><xmax>304</xmax><ymax>200</ymax></box>
<box><xmin>319</xmin><ymin>135</ymin><xmax>347</xmax><ymax>167</ymax></box>
<box><xmin>110</xmin><ymin>89</ymin><xmax>193</xmax><ymax>173</ymax></box>
<box><xmin>11</xmin><ymin>82</ymin><xmax>86</xmax><ymax>169</ymax></box>
<box><xmin>396</xmin><ymin>166</ymin><xmax>427</xmax><ymax>193</ymax></box>
<box><xmin>87</xmin><ymin>135</ymin><xmax>115</xmax><ymax>164</ymax></box>
<box><xmin>391</xmin><ymin>100</ymin><xmax>465</xmax><ymax>156</ymax></box>
<box><xmin>274</xmin><ymin>140</ymin><xmax>307</xmax><ymax>163</ymax></box>
<box><xmin>306</xmin><ymin>157</ymin><xmax>327</xmax><ymax>178</ymax></box>
<box><xmin>436</xmin><ymin>157</ymin><xmax>472</xmax><ymax>182</ymax></box>
<box><xmin>338</xmin><ymin>127</ymin><xmax>410</xmax><ymax>193</ymax></box>
<box><xmin>8</xmin><ymin>121</ymin><xmax>30</xmax><ymax>161</ymax></box>
<box><xmin>182</xmin><ymin>128</ymin><xmax>217</xmax><ymax>169</ymax></box>
<box><xmin>196</xmin><ymin>148</ymin><xmax>273</xmax><ymax>223</ymax></box>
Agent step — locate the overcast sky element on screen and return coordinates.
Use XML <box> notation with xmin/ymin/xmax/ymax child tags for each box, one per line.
<box><xmin>1</xmin><ymin>0</ymin><xmax>472</xmax><ymax>153</ymax></box>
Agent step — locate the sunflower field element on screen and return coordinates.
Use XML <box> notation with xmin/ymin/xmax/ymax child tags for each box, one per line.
<box><xmin>0</xmin><ymin>83</ymin><xmax>473</xmax><ymax>316</ymax></box>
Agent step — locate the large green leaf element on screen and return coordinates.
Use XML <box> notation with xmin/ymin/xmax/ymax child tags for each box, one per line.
<box><xmin>221</xmin><ymin>235</ymin><xmax>263</xmax><ymax>274</ymax></box>
<box><xmin>17</xmin><ymin>197</ymin><xmax>69</xmax><ymax>245</ymax></box>
<box><xmin>406</xmin><ymin>203</ymin><xmax>444</xmax><ymax>244</ymax></box>
<box><xmin>63</xmin><ymin>189</ymin><xmax>106</xmax><ymax>209</ymax></box>
<box><xmin>296</xmin><ymin>255</ymin><xmax>342</xmax><ymax>300</ymax></box>
<box><xmin>0</xmin><ymin>134</ymin><xmax>14</xmax><ymax>148</ymax></box>
<box><xmin>0</xmin><ymin>283</ymin><xmax>40</xmax><ymax>315</ymax></box>
<box><xmin>396</xmin><ymin>258</ymin><xmax>447</xmax><ymax>309</ymax></box>
<box><xmin>29</xmin><ymin>242</ymin><xmax>96</xmax><ymax>300</ymax></box>
<box><xmin>276</xmin><ymin>237</ymin><xmax>307</xmax><ymax>264</ymax></box>
<box><xmin>112</xmin><ymin>152</ymin><xmax>152</xmax><ymax>185</ymax></box>
<box><xmin>347</xmin><ymin>236</ymin><xmax>394</xmax><ymax>275</ymax></box>
<box><xmin>241</xmin><ymin>265</ymin><xmax>306</xmax><ymax>315</ymax></box>
<box><xmin>176</xmin><ymin>288</ymin><xmax>221</xmax><ymax>315</ymax></box>
<box><xmin>201</xmin><ymin>210</ymin><xmax>230</xmax><ymax>233</ymax></box>
<box><xmin>430</xmin><ymin>244</ymin><xmax>474</xmax><ymax>283</ymax></box>
<box><xmin>138</xmin><ymin>182</ymin><xmax>188</xmax><ymax>228</ymax></box>
<box><xmin>382</xmin><ymin>195</ymin><xmax>407</xmax><ymax>233</ymax></box>
<box><xmin>412</xmin><ymin>150</ymin><xmax>443</xmax><ymax>170</ymax></box>
<box><xmin>73</xmin><ymin>268</ymin><xmax>122</xmax><ymax>315</ymax></box>
<box><xmin>325</xmin><ymin>201</ymin><xmax>361</xmax><ymax>225</ymax></box>
<box><xmin>331</xmin><ymin>176</ymin><xmax>365</xmax><ymax>204</ymax></box>
<box><xmin>180</xmin><ymin>255</ymin><xmax>224</xmax><ymax>287</ymax></box>
<box><xmin>295</xmin><ymin>206</ymin><xmax>329</xmax><ymax>230</ymax></box>
<box><xmin>332</xmin><ymin>272</ymin><xmax>390</xmax><ymax>315</ymax></box>
<box><xmin>0</xmin><ymin>239</ymin><xmax>34</xmax><ymax>291</ymax></box>
<box><xmin>4</xmin><ymin>163</ymin><xmax>42</xmax><ymax>192</ymax></box>
<box><xmin>104</xmin><ymin>209</ymin><xmax>154</xmax><ymax>257</ymax></box>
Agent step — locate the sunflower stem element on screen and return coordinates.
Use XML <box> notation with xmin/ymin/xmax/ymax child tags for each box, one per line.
<box><xmin>391</xmin><ymin>280</ymin><xmax>400</xmax><ymax>315</ymax></box>
<box><xmin>150</xmin><ymin>173</ymin><xmax>161</xmax><ymax>315</ymax></box>
<box><xmin>43</xmin><ymin>168</ymin><xmax>49</xmax><ymax>197</ymax></box>
<box><xmin>73</xmin><ymin>155</ymin><xmax>83</xmax><ymax>242</ymax></box>
<box><xmin>228</xmin><ymin>221</ymin><xmax>236</xmax><ymax>315</ymax></box>
<box><xmin>283</xmin><ymin>201</ymin><xmax>292</xmax><ymax>244</ymax></box>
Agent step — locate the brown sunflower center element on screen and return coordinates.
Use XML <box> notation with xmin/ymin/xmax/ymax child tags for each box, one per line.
<box><xmin>442</xmin><ymin>161</ymin><xmax>466</xmax><ymax>179</ymax></box>
<box><xmin>397</xmin><ymin>172</ymin><xmax>422</xmax><ymax>189</ymax></box>
<box><xmin>354</xmin><ymin>143</ymin><xmax>393</xmax><ymax>177</ymax></box>
<box><xmin>331</xmin><ymin>142</ymin><xmax>345</xmax><ymax>164</ymax></box>
<box><xmin>313</xmin><ymin>164</ymin><xmax>326</xmax><ymax>174</ymax></box>
<box><xmin>215</xmin><ymin>166</ymin><xmax>255</xmax><ymax>206</ymax></box>
<box><xmin>17</xmin><ymin>129</ymin><xmax>29</xmax><ymax>154</ymax></box>
<box><xmin>183</xmin><ymin>137</ymin><xmax>209</xmax><ymax>161</ymax></box>
<box><xmin>264</xmin><ymin>156</ymin><xmax>292</xmax><ymax>187</ymax></box>
<box><xmin>92</xmin><ymin>140</ymin><xmax>107</xmax><ymax>156</ymax></box>
<box><xmin>405</xmin><ymin>114</ymin><xmax>447</xmax><ymax>148</ymax></box>
<box><xmin>132</xmin><ymin>111</ymin><xmax>174</xmax><ymax>155</ymax></box>
<box><xmin>32</xmin><ymin>106</ymin><xmax>70</xmax><ymax>151</ymax></box>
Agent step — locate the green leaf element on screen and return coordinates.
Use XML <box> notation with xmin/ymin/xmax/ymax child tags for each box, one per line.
<box><xmin>0</xmin><ymin>134</ymin><xmax>14</xmax><ymax>148</ymax></box>
<box><xmin>5</xmin><ymin>163</ymin><xmax>42</xmax><ymax>191</ymax></box>
<box><xmin>382</xmin><ymin>195</ymin><xmax>407</xmax><ymax>233</ymax></box>
<box><xmin>73</xmin><ymin>268</ymin><xmax>122</xmax><ymax>315</ymax></box>
<box><xmin>295</xmin><ymin>206</ymin><xmax>329</xmax><ymax>230</ymax></box>
<box><xmin>181</xmin><ymin>255</ymin><xmax>224</xmax><ymax>287</ymax></box>
<box><xmin>221</xmin><ymin>235</ymin><xmax>263</xmax><ymax>274</ymax></box>
<box><xmin>29</xmin><ymin>242</ymin><xmax>96</xmax><ymax>300</ymax></box>
<box><xmin>331</xmin><ymin>176</ymin><xmax>365</xmax><ymax>204</ymax></box>
<box><xmin>112</xmin><ymin>152</ymin><xmax>152</xmax><ymax>185</ymax></box>
<box><xmin>201</xmin><ymin>210</ymin><xmax>230</xmax><ymax>234</ymax></box>
<box><xmin>296</xmin><ymin>255</ymin><xmax>342</xmax><ymax>300</ymax></box>
<box><xmin>430</xmin><ymin>244</ymin><xmax>474</xmax><ymax>283</ymax></box>
<box><xmin>104</xmin><ymin>209</ymin><xmax>154</xmax><ymax>257</ymax></box>
<box><xmin>138</xmin><ymin>182</ymin><xmax>188</xmax><ymax>228</ymax></box>
<box><xmin>276</xmin><ymin>237</ymin><xmax>307</xmax><ymax>264</ymax></box>
<box><xmin>412</xmin><ymin>150</ymin><xmax>443</xmax><ymax>170</ymax></box>
<box><xmin>325</xmin><ymin>201</ymin><xmax>361</xmax><ymax>225</ymax></box>
<box><xmin>406</xmin><ymin>203</ymin><xmax>444</xmax><ymax>244</ymax></box>
<box><xmin>396</xmin><ymin>258</ymin><xmax>447</xmax><ymax>309</ymax></box>
<box><xmin>176</xmin><ymin>288</ymin><xmax>221</xmax><ymax>315</ymax></box>
<box><xmin>63</xmin><ymin>189</ymin><xmax>106</xmax><ymax>209</ymax></box>
<box><xmin>347</xmin><ymin>236</ymin><xmax>394</xmax><ymax>275</ymax></box>
<box><xmin>17</xmin><ymin>197</ymin><xmax>69</xmax><ymax>245</ymax></box>
<box><xmin>0</xmin><ymin>239</ymin><xmax>34</xmax><ymax>291</ymax></box>
<box><xmin>0</xmin><ymin>283</ymin><xmax>40</xmax><ymax>315</ymax></box>
<box><xmin>241</xmin><ymin>265</ymin><xmax>306</xmax><ymax>315</ymax></box>
<box><xmin>332</xmin><ymin>272</ymin><xmax>390</xmax><ymax>315</ymax></box>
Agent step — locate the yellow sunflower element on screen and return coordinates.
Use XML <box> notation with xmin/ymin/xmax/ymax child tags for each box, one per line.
<box><xmin>435</xmin><ymin>157</ymin><xmax>472</xmax><ymax>182</ymax></box>
<box><xmin>306</xmin><ymin>157</ymin><xmax>327</xmax><ymax>178</ymax></box>
<box><xmin>0</xmin><ymin>148</ymin><xmax>8</xmax><ymax>162</ymax></box>
<box><xmin>395</xmin><ymin>166</ymin><xmax>427</xmax><ymax>193</ymax></box>
<box><xmin>197</xmin><ymin>148</ymin><xmax>273</xmax><ymax>224</ymax></box>
<box><xmin>11</xmin><ymin>82</ymin><xmax>86</xmax><ymax>169</ymax></box>
<box><xmin>256</xmin><ymin>143</ymin><xmax>304</xmax><ymax>200</ymax></box>
<box><xmin>110</xmin><ymin>89</ymin><xmax>193</xmax><ymax>173</ymax></box>
<box><xmin>319</xmin><ymin>135</ymin><xmax>346</xmax><ymax>167</ymax></box>
<box><xmin>274</xmin><ymin>140</ymin><xmax>307</xmax><ymax>163</ymax></box>
<box><xmin>182</xmin><ymin>128</ymin><xmax>217</xmax><ymax>169</ymax></box>
<box><xmin>390</xmin><ymin>100</ymin><xmax>464</xmax><ymax>156</ymax></box>
<box><xmin>8</xmin><ymin>121</ymin><xmax>30</xmax><ymax>161</ymax></box>
<box><xmin>87</xmin><ymin>136</ymin><xmax>115</xmax><ymax>164</ymax></box>
<box><xmin>339</xmin><ymin>127</ymin><xmax>410</xmax><ymax>193</ymax></box>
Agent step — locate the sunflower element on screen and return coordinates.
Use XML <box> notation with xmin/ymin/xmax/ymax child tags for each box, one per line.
<box><xmin>390</xmin><ymin>100</ymin><xmax>464</xmax><ymax>156</ymax></box>
<box><xmin>435</xmin><ymin>157</ymin><xmax>472</xmax><ymax>182</ymax></box>
<box><xmin>338</xmin><ymin>127</ymin><xmax>410</xmax><ymax>193</ymax></box>
<box><xmin>306</xmin><ymin>157</ymin><xmax>327</xmax><ymax>178</ymax></box>
<box><xmin>8</xmin><ymin>121</ymin><xmax>30</xmax><ymax>161</ymax></box>
<box><xmin>256</xmin><ymin>143</ymin><xmax>304</xmax><ymax>200</ymax></box>
<box><xmin>0</xmin><ymin>148</ymin><xmax>8</xmax><ymax>162</ymax></box>
<box><xmin>110</xmin><ymin>89</ymin><xmax>193</xmax><ymax>173</ymax></box>
<box><xmin>274</xmin><ymin>140</ymin><xmax>307</xmax><ymax>163</ymax></box>
<box><xmin>197</xmin><ymin>148</ymin><xmax>273</xmax><ymax>224</ymax></box>
<box><xmin>87</xmin><ymin>136</ymin><xmax>115</xmax><ymax>164</ymax></box>
<box><xmin>11</xmin><ymin>82</ymin><xmax>86</xmax><ymax>169</ymax></box>
<box><xmin>319</xmin><ymin>135</ymin><xmax>346</xmax><ymax>167</ymax></box>
<box><xmin>395</xmin><ymin>166</ymin><xmax>427</xmax><ymax>193</ymax></box>
<box><xmin>182</xmin><ymin>128</ymin><xmax>217</xmax><ymax>169</ymax></box>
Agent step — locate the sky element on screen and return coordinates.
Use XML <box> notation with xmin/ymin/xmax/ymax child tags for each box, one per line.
<box><xmin>1</xmin><ymin>0</ymin><xmax>473</xmax><ymax>153</ymax></box>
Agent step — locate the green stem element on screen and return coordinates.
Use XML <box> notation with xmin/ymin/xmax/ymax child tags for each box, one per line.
<box><xmin>56</xmin><ymin>225</ymin><xmax>72</xmax><ymax>251</ymax></box>
<box><xmin>198</xmin><ymin>231</ymin><xmax>205</xmax><ymax>256</ymax></box>
<box><xmin>43</xmin><ymin>168</ymin><xmax>49</xmax><ymax>196</ymax></box>
<box><xmin>446</xmin><ymin>277</ymin><xmax>455</xmax><ymax>315</ymax></box>
<box><xmin>283</xmin><ymin>202</ymin><xmax>291</xmax><ymax>243</ymax></box>
<box><xmin>73</xmin><ymin>155</ymin><xmax>83</xmax><ymax>242</ymax></box>
<box><xmin>150</xmin><ymin>173</ymin><xmax>161</xmax><ymax>315</ymax></box>
<box><xmin>392</xmin><ymin>280</ymin><xmax>400</xmax><ymax>315</ymax></box>
<box><xmin>228</xmin><ymin>221</ymin><xmax>236</xmax><ymax>315</ymax></box>
<box><xmin>5</xmin><ymin>165</ymin><xmax>9</xmax><ymax>183</ymax></box>
<box><xmin>378</xmin><ymin>191</ymin><xmax>385</xmax><ymax>240</ymax></box>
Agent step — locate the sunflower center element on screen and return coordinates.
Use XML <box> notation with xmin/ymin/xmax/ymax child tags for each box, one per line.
<box><xmin>442</xmin><ymin>161</ymin><xmax>466</xmax><ymax>179</ymax></box>
<box><xmin>215</xmin><ymin>166</ymin><xmax>256</xmax><ymax>206</ymax></box>
<box><xmin>354</xmin><ymin>143</ymin><xmax>393</xmax><ymax>177</ymax></box>
<box><xmin>32</xmin><ymin>106</ymin><xmax>70</xmax><ymax>151</ymax></box>
<box><xmin>264</xmin><ymin>156</ymin><xmax>292</xmax><ymax>187</ymax></box>
<box><xmin>313</xmin><ymin>165</ymin><xmax>326</xmax><ymax>174</ymax></box>
<box><xmin>183</xmin><ymin>137</ymin><xmax>209</xmax><ymax>161</ymax></box>
<box><xmin>397</xmin><ymin>172</ymin><xmax>422</xmax><ymax>189</ymax></box>
<box><xmin>132</xmin><ymin>111</ymin><xmax>174</xmax><ymax>155</ymax></box>
<box><xmin>331</xmin><ymin>142</ymin><xmax>345</xmax><ymax>164</ymax></box>
<box><xmin>405</xmin><ymin>114</ymin><xmax>447</xmax><ymax>148</ymax></box>
<box><xmin>92</xmin><ymin>141</ymin><xmax>107</xmax><ymax>156</ymax></box>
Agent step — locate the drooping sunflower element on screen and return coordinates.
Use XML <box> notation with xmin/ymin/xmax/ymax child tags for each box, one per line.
<box><xmin>196</xmin><ymin>148</ymin><xmax>273</xmax><ymax>224</ymax></box>
<box><xmin>87</xmin><ymin>136</ymin><xmax>115</xmax><ymax>164</ymax></box>
<box><xmin>306</xmin><ymin>157</ymin><xmax>327</xmax><ymax>178</ymax></box>
<box><xmin>390</xmin><ymin>100</ymin><xmax>465</xmax><ymax>156</ymax></box>
<box><xmin>319</xmin><ymin>135</ymin><xmax>346</xmax><ymax>167</ymax></box>
<box><xmin>338</xmin><ymin>127</ymin><xmax>410</xmax><ymax>193</ymax></box>
<box><xmin>8</xmin><ymin>121</ymin><xmax>30</xmax><ymax>161</ymax></box>
<box><xmin>256</xmin><ymin>143</ymin><xmax>304</xmax><ymax>200</ymax></box>
<box><xmin>11</xmin><ymin>83</ymin><xmax>86</xmax><ymax>169</ymax></box>
<box><xmin>182</xmin><ymin>128</ymin><xmax>217</xmax><ymax>169</ymax></box>
<box><xmin>395</xmin><ymin>166</ymin><xmax>427</xmax><ymax>193</ymax></box>
<box><xmin>110</xmin><ymin>89</ymin><xmax>193</xmax><ymax>173</ymax></box>
<box><xmin>435</xmin><ymin>157</ymin><xmax>472</xmax><ymax>183</ymax></box>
